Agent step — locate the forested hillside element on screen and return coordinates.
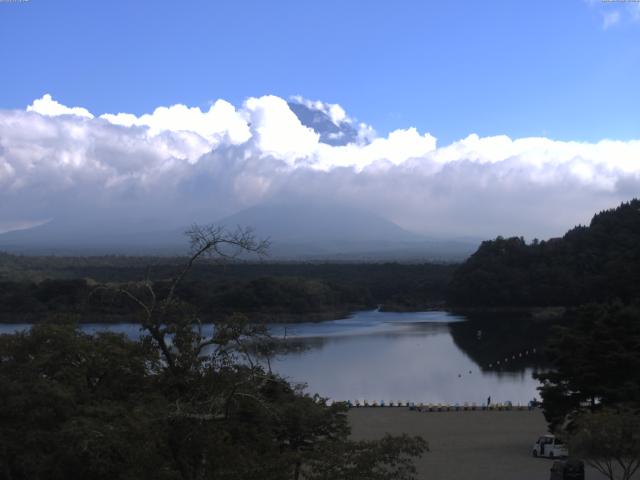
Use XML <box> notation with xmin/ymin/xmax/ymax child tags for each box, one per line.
<box><xmin>447</xmin><ymin>199</ymin><xmax>640</xmax><ymax>307</ymax></box>
<box><xmin>0</xmin><ymin>260</ymin><xmax>455</xmax><ymax>323</ymax></box>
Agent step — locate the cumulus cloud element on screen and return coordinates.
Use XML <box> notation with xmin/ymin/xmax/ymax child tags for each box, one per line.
<box><xmin>1</xmin><ymin>93</ymin><xmax>640</xmax><ymax>240</ymax></box>
<box><xmin>244</xmin><ymin>96</ymin><xmax>319</xmax><ymax>162</ymax></box>
<box><xmin>101</xmin><ymin>99</ymin><xmax>251</xmax><ymax>156</ymax></box>
<box><xmin>27</xmin><ymin>94</ymin><xmax>94</xmax><ymax>119</ymax></box>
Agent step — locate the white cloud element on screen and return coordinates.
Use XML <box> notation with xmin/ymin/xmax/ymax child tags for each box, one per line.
<box><xmin>27</xmin><ymin>93</ymin><xmax>94</xmax><ymax>119</ymax></box>
<box><xmin>2</xmin><ymin>93</ymin><xmax>640</xmax><ymax>239</ymax></box>
<box><xmin>101</xmin><ymin>99</ymin><xmax>251</xmax><ymax>147</ymax></box>
<box><xmin>312</xmin><ymin>127</ymin><xmax>437</xmax><ymax>171</ymax></box>
<box><xmin>243</xmin><ymin>95</ymin><xmax>319</xmax><ymax>162</ymax></box>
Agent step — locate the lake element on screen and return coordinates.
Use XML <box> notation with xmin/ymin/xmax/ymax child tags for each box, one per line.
<box><xmin>0</xmin><ymin>310</ymin><xmax>545</xmax><ymax>405</ymax></box>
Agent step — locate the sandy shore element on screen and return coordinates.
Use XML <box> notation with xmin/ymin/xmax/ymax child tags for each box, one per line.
<box><xmin>348</xmin><ymin>408</ymin><xmax>629</xmax><ymax>480</ymax></box>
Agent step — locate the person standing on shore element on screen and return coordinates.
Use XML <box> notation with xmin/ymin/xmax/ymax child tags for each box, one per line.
<box><xmin>487</xmin><ymin>396</ymin><xmax>491</xmax><ymax>407</ymax></box>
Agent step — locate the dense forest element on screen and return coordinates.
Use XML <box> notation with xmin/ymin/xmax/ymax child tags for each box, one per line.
<box><xmin>447</xmin><ymin>199</ymin><xmax>640</xmax><ymax>307</ymax></box>
<box><xmin>0</xmin><ymin>258</ymin><xmax>455</xmax><ymax>323</ymax></box>
<box><xmin>4</xmin><ymin>199</ymin><xmax>640</xmax><ymax>320</ymax></box>
<box><xmin>443</xmin><ymin>199</ymin><xmax>640</xmax><ymax>459</ymax></box>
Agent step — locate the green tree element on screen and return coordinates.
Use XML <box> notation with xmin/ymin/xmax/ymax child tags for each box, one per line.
<box><xmin>565</xmin><ymin>408</ymin><xmax>640</xmax><ymax>480</ymax></box>
<box><xmin>0</xmin><ymin>225</ymin><xmax>428</xmax><ymax>480</ymax></box>
<box><xmin>447</xmin><ymin>199</ymin><xmax>640</xmax><ymax>307</ymax></box>
<box><xmin>0</xmin><ymin>323</ymin><xmax>168</xmax><ymax>480</ymax></box>
<box><xmin>535</xmin><ymin>304</ymin><xmax>640</xmax><ymax>431</ymax></box>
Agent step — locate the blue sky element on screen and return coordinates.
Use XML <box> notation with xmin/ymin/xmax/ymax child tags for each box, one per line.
<box><xmin>1</xmin><ymin>0</ymin><xmax>639</xmax><ymax>145</ymax></box>
<box><xmin>2</xmin><ymin>0</ymin><xmax>640</xmax><ymax>241</ymax></box>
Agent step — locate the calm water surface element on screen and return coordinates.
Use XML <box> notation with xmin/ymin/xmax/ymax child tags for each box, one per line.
<box><xmin>0</xmin><ymin>310</ymin><xmax>543</xmax><ymax>404</ymax></box>
<box><xmin>268</xmin><ymin>310</ymin><xmax>542</xmax><ymax>404</ymax></box>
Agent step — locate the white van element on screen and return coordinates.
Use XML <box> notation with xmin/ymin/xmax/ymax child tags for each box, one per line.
<box><xmin>532</xmin><ymin>434</ymin><xmax>568</xmax><ymax>458</ymax></box>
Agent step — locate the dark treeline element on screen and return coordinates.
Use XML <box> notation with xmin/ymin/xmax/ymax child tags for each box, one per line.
<box><xmin>444</xmin><ymin>198</ymin><xmax>640</xmax><ymax>445</ymax></box>
<box><xmin>535</xmin><ymin>303</ymin><xmax>640</xmax><ymax>431</ymax></box>
<box><xmin>447</xmin><ymin>199</ymin><xmax>640</xmax><ymax>307</ymax></box>
<box><xmin>0</xmin><ymin>261</ymin><xmax>455</xmax><ymax>323</ymax></box>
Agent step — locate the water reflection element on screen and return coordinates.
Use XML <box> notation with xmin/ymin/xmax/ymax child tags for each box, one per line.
<box><xmin>267</xmin><ymin>310</ymin><xmax>545</xmax><ymax>404</ymax></box>
<box><xmin>269</xmin><ymin>310</ymin><xmax>460</xmax><ymax>338</ymax></box>
<box><xmin>0</xmin><ymin>310</ymin><xmax>549</xmax><ymax>404</ymax></box>
<box><xmin>448</xmin><ymin>311</ymin><xmax>551</xmax><ymax>373</ymax></box>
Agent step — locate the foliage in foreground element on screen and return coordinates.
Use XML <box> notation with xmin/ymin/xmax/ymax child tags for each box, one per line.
<box><xmin>0</xmin><ymin>320</ymin><xmax>427</xmax><ymax>480</ymax></box>
<box><xmin>537</xmin><ymin>304</ymin><xmax>640</xmax><ymax>480</ymax></box>
<box><xmin>0</xmin><ymin>225</ymin><xmax>427</xmax><ymax>480</ymax></box>
<box><xmin>564</xmin><ymin>408</ymin><xmax>640</xmax><ymax>480</ymax></box>
<box><xmin>535</xmin><ymin>304</ymin><xmax>640</xmax><ymax>431</ymax></box>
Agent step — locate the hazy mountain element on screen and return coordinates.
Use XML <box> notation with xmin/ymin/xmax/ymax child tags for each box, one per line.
<box><xmin>218</xmin><ymin>203</ymin><xmax>479</xmax><ymax>261</ymax></box>
<box><xmin>0</xmin><ymin>219</ymin><xmax>186</xmax><ymax>256</ymax></box>
<box><xmin>220</xmin><ymin>203</ymin><xmax>420</xmax><ymax>243</ymax></box>
<box><xmin>0</xmin><ymin>202</ymin><xmax>479</xmax><ymax>260</ymax></box>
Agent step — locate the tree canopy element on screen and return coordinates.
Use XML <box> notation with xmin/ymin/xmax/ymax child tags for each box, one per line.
<box><xmin>447</xmin><ymin>199</ymin><xmax>640</xmax><ymax>307</ymax></box>
<box><xmin>0</xmin><ymin>225</ymin><xmax>427</xmax><ymax>480</ymax></box>
<box><xmin>535</xmin><ymin>304</ymin><xmax>640</xmax><ymax>432</ymax></box>
<box><xmin>565</xmin><ymin>408</ymin><xmax>640</xmax><ymax>480</ymax></box>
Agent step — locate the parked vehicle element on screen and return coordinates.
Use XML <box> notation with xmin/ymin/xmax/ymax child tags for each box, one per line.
<box><xmin>549</xmin><ymin>459</ymin><xmax>585</xmax><ymax>480</ymax></box>
<box><xmin>533</xmin><ymin>434</ymin><xmax>568</xmax><ymax>458</ymax></box>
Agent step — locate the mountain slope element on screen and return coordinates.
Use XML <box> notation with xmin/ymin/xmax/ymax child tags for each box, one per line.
<box><xmin>218</xmin><ymin>203</ymin><xmax>477</xmax><ymax>260</ymax></box>
<box><xmin>287</xmin><ymin>102</ymin><xmax>359</xmax><ymax>146</ymax></box>
<box><xmin>219</xmin><ymin>203</ymin><xmax>422</xmax><ymax>244</ymax></box>
<box><xmin>0</xmin><ymin>202</ymin><xmax>479</xmax><ymax>260</ymax></box>
<box><xmin>0</xmin><ymin>219</ymin><xmax>186</xmax><ymax>255</ymax></box>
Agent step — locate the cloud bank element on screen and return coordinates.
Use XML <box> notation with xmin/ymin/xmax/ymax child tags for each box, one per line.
<box><xmin>1</xmin><ymin>93</ymin><xmax>639</xmax><ymax>239</ymax></box>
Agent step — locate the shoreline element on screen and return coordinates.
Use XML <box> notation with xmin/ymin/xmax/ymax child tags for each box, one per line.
<box><xmin>0</xmin><ymin>305</ymin><xmax>568</xmax><ymax>325</ymax></box>
<box><xmin>0</xmin><ymin>309</ymin><xmax>358</xmax><ymax>325</ymax></box>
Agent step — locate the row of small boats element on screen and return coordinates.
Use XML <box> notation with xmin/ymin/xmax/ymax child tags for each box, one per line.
<box><xmin>345</xmin><ymin>400</ymin><xmax>534</xmax><ymax>411</ymax></box>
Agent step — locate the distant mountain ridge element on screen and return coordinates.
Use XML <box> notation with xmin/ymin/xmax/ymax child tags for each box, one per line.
<box><xmin>448</xmin><ymin>199</ymin><xmax>640</xmax><ymax>306</ymax></box>
<box><xmin>0</xmin><ymin>202</ymin><xmax>479</xmax><ymax>260</ymax></box>
<box><xmin>219</xmin><ymin>202</ymin><xmax>422</xmax><ymax>243</ymax></box>
<box><xmin>217</xmin><ymin>202</ymin><xmax>478</xmax><ymax>260</ymax></box>
<box><xmin>0</xmin><ymin>219</ymin><xmax>186</xmax><ymax>255</ymax></box>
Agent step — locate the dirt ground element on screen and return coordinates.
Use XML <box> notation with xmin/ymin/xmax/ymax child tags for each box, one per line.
<box><xmin>348</xmin><ymin>408</ymin><xmax>634</xmax><ymax>480</ymax></box>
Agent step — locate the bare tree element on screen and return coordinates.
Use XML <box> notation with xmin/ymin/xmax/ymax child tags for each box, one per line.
<box><xmin>99</xmin><ymin>224</ymin><xmax>269</xmax><ymax>374</ymax></box>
